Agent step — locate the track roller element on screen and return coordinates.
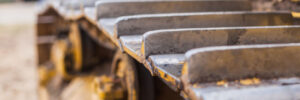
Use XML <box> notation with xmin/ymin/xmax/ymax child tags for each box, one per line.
<box><xmin>111</xmin><ymin>51</ymin><xmax>139</xmax><ymax>100</ymax></box>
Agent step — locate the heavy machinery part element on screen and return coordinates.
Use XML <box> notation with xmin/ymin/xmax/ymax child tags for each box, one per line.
<box><xmin>61</xmin><ymin>77</ymin><xmax>100</xmax><ymax>100</ymax></box>
<box><xmin>78</xmin><ymin>18</ymin><xmax>116</xmax><ymax>50</ymax></box>
<box><xmin>145</xmin><ymin>25</ymin><xmax>300</xmax><ymax>90</ymax></box>
<box><xmin>55</xmin><ymin>22</ymin><xmax>114</xmax><ymax>77</ymax></box>
<box><xmin>184</xmin><ymin>43</ymin><xmax>300</xmax><ymax>83</ymax></box>
<box><xmin>290</xmin><ymin>0</ymin><xmax>300</xmax><ymax>18</ymax></box>
<box><xmin>38</xmin><ymin>64</ymin><xmax>56</xmax><ymax>86</ymax></box>
<box><xmin>143</xmin><ymin>25</ymin><xmax>300</xmax><ymax>57</ymax></box>
<box><xmin>37</xmin><ymin>11</ymin><xmax>64</xmax><ymax>65</ymax></box>
<box><xmin>96</xmin><ymin>0</ymin><xmax>253</xmax><ymax>47</ymax></box>
<box><xmin>38</xmin><ymin>63</ymin><xmax>57</xmax><ymax>100</ymax></box>
<box><xmin>51</xmin><ymin>39</ymin><xmax>73</xmax><ymax>79</ymax></box>
<box><xmin>113</xmin><ymin>12</ymin><xmax>296</xmax><ymax>38</ymax></box>
<box><xmin>111</xmin><ymin>51</ymin><xmax>157</xmax><ymax>100</ymax></box>
<box><xmin>60</xmin><ymin>76</ymin><xmax>124</xmax><ymax>100</ymax></box>
<box><xmin>147</xmin><ymin>54</ymin><xmax>184</xmax><ymax>91</ymax></box>
<box><xmin>181</xmin><ymin>44</ymin><xmax>300</xmax><ymax>100</ymax></box>
<box><xmin>49</xmin><ymin>23</ymin><xmax>85</xmax><ymax>79</ymax></box>
<box><xmin>77</xmin><ymin>24</ymin><xmax>115</xmax><ymax>71</ymax></box>
<box><xmin>37</xmin><ymin>0</ymin><xmax>300</xmax><ymax>100</ymax></box>
<box><xmin>69</xmin><ymin>23</ymin><xmax>82</xmax><ymax>71</ymax></box>
<box><xmin>182</xmin><ymin>77</ymin><xmax>300</xmax><ymax>100</ymax></box>
<box><xmin>112</xmin><ymin>51</ymin><xmax>139</xmax><ymax>100</ymax></box>
<box><xmin>97</xmin><ymin>76</ymin><xmax>124</xmax><ymax>100</ymax></box>
<box><xmin>96</xmin><ymin>0</ymin><xmax>251</xmax><ymax>19</ymax></box>
<box><xmin>116</xmin><ymin>12</ymin><xmax>297</xmax><ymax>62</ymax></box>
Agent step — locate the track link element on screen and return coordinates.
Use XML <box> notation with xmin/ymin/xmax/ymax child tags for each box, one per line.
<box><xmin>37</xmin><ymin>0</ymin><xmax>300</xmax><ymax>100</ymax></box>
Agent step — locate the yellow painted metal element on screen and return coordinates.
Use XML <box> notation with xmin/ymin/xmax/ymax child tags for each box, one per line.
<box><xmin>157</xmin><ymin>68</ymin><xmax>177</xmax><ymax>86</ymax></box>
<box><xmin>38</xmin><ymin>65</ymin><xmax>56</xmax><ymax>86</ymax></box>
<box><xmin>117</xmin><ymin>60</ymin><xmax>137</xmax><ymax>100</ymax></box>
<box><xmin>97</xmin><ymin>76</ymin><xmax>124</xmax><ymax>100</ymax></box>
<box><xmin>239</xmin><ymin>78</ymin><xmax>261</xmax><ymax>85</ymax></box>
<box><xmin>61</xmin><ymin>77</ymin><xmax>100</xmax><ymax>100</ymax></box>
<box><xmin>69</xmin><ymin>23</ymin><xmax>83</xmax><ymax>71</ymax></box>
<box><xmin>292</xmin><ymin>11</ymin><xmax>300</xmax><ymax>18</ymax></box>
<box><xmin>112</xmin><ymin>51</ymin><xmax>139</xmax><ymax>100</ymax></box>
<box><xmin>60</xmin><ymin>75</ymin><xmax>125</xmax><ymax>100</ymax></box>
<box><xmin>181</xmin><ymin>63</ymin><xmax>188</xmax><ymax>76</ymax></box>
<box><xmin>98</xmin><ymin>88</ymin><xmax>124</xmax><ymax>100</ymax></box>
<box><xmin>51</xmin><ymin>40</ymin><xmax>72</xmax><ymax>79</ymax></box>
<box><xmin>38</xmin><ymin>65</ymin><xmax>53</xmax><ymax>100</ymax></box>
<box><xmin>49</xmin><ymin>23</ymin><xmax>83</xmax><ymax>80</ymax></box>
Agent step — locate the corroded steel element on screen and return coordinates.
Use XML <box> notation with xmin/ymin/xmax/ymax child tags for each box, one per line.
<box><xmin>37</xmin><ymin>0</ymin><xmax>300</xmax><ymax>100</ymax></box>
<box><xmin>111</xmin><ymin>51</ymin><xmax>139</xmax><ymax>100</ymax></box>
<box><xmin>96</xmin><ymin>0</ymin><xmax>251</xmax><ymax>19</ymax></box>
<box><xmin>183</xmin><ymin>77</ymin><xmax>300</xmax><ymax>100</ymax></box>
<box><xmin>143</xmin><ymin>25</ymin><xmax>300</xmax><ymax>57</ymax></box>
<box><xmin>185</xmin><ymin>43</ymin><xmax>300</xmax><ymax>83</ymax></box>
<box><xmin>115</xmin><ymin>12</ymin><xmax>296</xmax><ymax>38</ymax></box>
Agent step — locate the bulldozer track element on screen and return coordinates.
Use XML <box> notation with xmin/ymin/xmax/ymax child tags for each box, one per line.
<box><xmin>37</xmin><ymin>0</ymin><xmax>300</xmax><ymax>100</ymax></box>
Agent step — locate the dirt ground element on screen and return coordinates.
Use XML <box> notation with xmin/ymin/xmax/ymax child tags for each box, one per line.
<box><xmin>0</xmin><ymin>3</ymin><xmax>38</xmax><ymax>100</ymax></box>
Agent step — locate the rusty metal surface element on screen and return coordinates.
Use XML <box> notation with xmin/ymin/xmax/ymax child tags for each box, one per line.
<box><xmin>96</xmin><ymin>0</ymin><xmax>251</xmax><ymax>19</ymax></box>
<box><xmin>117</xmin><ymin>12</ymin><xmax>299</xmax><ymax>63</ymax></box>
<box><xmin>119</xmin><ymin>35</ymin><xmax>143</xmax><ymax>62</ymax></box>
<box><xmin>114</xmin><ymin>11</ymin><xmax>296</xmax><ymax>38</ymax></box>
<box><xmin>148</xmin><ymin>54</ymin><xmax>184</xmax><ymax>90</ymax></box>
<box><xmin>149</xmin><ymin>54</ymin><xmax>184</xmax><ymax>78</ymax></box>
<box><xmin>186</xmin><ymin>77</ymin><xmax>300</xmax><ymax>100</ymax></box>
<box><xmin>37</xmin><ymin>0</ymin><xmax>300</xmax><ymax>99</ymax></box>
<box><xmin>142</xmin><ymin>25</ymin><xmax>300</xmax><ymax>57</ymax></box>
<box><xmin>185</xmin><ymin>43</ymin><xmax>300</xmax><ymax>83</ymax></box>
<box><xmin>143</xmin><ymin>25</ymin><xmax>300</xmax><ymax>93</ymax></box>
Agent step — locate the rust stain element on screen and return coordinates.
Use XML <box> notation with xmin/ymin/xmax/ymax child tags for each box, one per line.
<box><xmin>216</xmin><ymin>80</ymin><xmax>228</xmax><ymax>86</ymax></box>
<box><xmin>240</xmin><ymin>77</ymin><xmax>261</xmax><ymax>85</ymax></box>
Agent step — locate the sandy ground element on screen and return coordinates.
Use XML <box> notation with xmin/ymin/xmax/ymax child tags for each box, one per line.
<box><xmin>0</xmin><ymin>3</ymin><xmax>38</xmax><ymax>100</ymax></box>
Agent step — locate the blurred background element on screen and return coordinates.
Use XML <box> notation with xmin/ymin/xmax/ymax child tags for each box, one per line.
<box><xmin>0</xmin><ymin>0</ymin><xmax>37</xmax><ymax>100</ymax></box>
